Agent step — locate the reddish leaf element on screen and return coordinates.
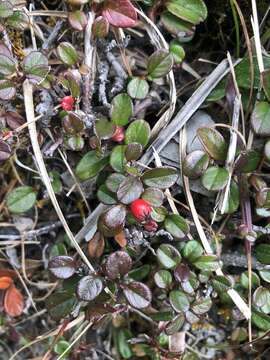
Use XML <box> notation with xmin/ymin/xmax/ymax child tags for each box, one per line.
<box><xmin>88</xmin><ymin>232</ymin><xmax>105</xmax><ymax>258</ymax></box>
<box><xmin>4</xmin><ymin>285</ymin><xmax>24</xmax><ymax>317</ymax></box>
<box><xmin>114</xmin><ymin>231</ymin><xmax>127</xmax><ymax>247</ymax></box>
<box><xmin>0</xmin><ymin>276</ymin><xmax>13</xmax><ymax>289</ymax></box>
<box><xmin>102</xmin><ymin>0</ymin><xmax>137</xmax><ymax>28</ymax></box>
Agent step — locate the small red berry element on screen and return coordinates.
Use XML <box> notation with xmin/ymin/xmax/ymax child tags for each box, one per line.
<box><xmin>61</xmin><ymin>96</ymin><xmax>75</xmax><ymax>111</ymax></box>
<box><xmin>111</xmin><ymin>126</ymin><xmax>125</xmax><ymax>142</ymax></box>
<box><xmin>144</xmin><ymin>220</ymin><xmax>158</xmax><ymax>232</ymax></box>
<box><xmin>130</xmin><ymin>199</ymin><xmax>152</xmax><ymax>222</ymax></box>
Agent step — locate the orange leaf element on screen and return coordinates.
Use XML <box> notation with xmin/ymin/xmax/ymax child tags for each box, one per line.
<box><xmin>4</xmin><ymin>285</ymin><xmax>24</xmax><ymax>317</ymax></box>
<box><xmin>114</xmin><ymin>231</ymin><xmax>127</xmax><ymax>247</ymax></box>
<box><xmin>0</xmin><ymin>276</ymin><xmax>13</xmax><ymax>289</ymax></box>
<box><xmin>88</xmin><ymin>232</ymin><xmax>105</xmax><ymax>258</ymax></box>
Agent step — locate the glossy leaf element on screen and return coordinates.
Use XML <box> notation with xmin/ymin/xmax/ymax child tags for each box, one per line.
<box><xmin>123</xmin><ymin>281</ymin><xmax>152</xmax><ymax>309</ymax></box>
<box><xmin>77</xmin><ymin>275</ymin><xmax>103</xmax><ymax>301</ymax></box>
<box><xmin>165</xmin><ymin>314</ymin><xmax>185</xmax><ymax>335</ymax></box>
<box><xmin>154</xmin><ymin>270</ymin><xmax>172</xmax><ymax>289</ymax></box>
<box><xmin>106</xmin><ymin>173</ymin><xmax>126</xmax><ymax>192</ymax></box>
<box><xmin>117</xmin><ymin>176</ymin><xmax>143</xmax><ymax>204</ymax></box>
<box><xmin>93</xmin><ymin>16</ymin><xmax>109</xmax><ymax>38</ymax></box>
<box><xmin>110</xmin><ymin>145</ymin><xmax>127</xmax><ymax>173</ymax></box>
<box><xmin>183</xmin><ymin>150</ymin><xmax>209</xmax><ymax>179</ymax></box>
<box><xmin>97</xmin><ymin>184</ymin><xmax>117</xmax><ymax>205</ymax></box>
<box><xmin>252</xmin><ymin>310</ymin><xmax>270</xmax><ymax>331</ymax></box>
<box><xmin>95</xmin><ymin>117</ymin><xmax>116</xmax><ymax>140</ymax></box>
<box><xmin>235</xmin><ymin>150</ymin><xmax>261</xmax><ymax>173</ymax></box>
<box><xmin>142</xmin><ymin>188</ymin><xmax>164</xmax><ymax>207</ymax></box>
<box><xmin>48</xmin><ymin>256</ymin><xmax>76</xmax><ymax>279</ymax></box>
<box><xmin>169</xmin><ymin>290</ymin><xmax>190</xmax><ymax>312</ymax></box>
<box><xmin>127</xmin><ymin>77</ymin><xmax>149</xmax><ymax>99</ymax></box>
<box><xmin>202</xmin><ymin>166</ymin><xmax>229</xmax><ymax>191</ymax></box>
<box><xmin>164</xmin><ymin>214</ymin><xmax>189</xmax><ymax>239</ymax></box>
<box><xmin>125</xmin><ymin>119</ymin><xmax>150</xmax><ymax>148</ymax></box>
<box><xmin>251</xmin><ymin>101</ymin><xmax>270</xmax><ymax>136</ymax></box>
<box><xmin>223</xmin><ymin>181</ymin><xmax>240</xmax><ymax>214</ymax></box>
<box><xmin>75</xmin><ymin>151</ymin><xmax>109</xmax><ymax>180</ymax></box>
<box><xmin>193</xmin><ymin>255</ymin><xmax>220</xmax><ymax>271</ymax></box>
<box><xmin>197</xmin><ymin>127</ymin><xmax>227</xmax><ymax>161</ymax></box>
<box><xmin>142</xmin><ymin>167</ymin><xmax>178</xmax><ymax>189</ymax></box>
<box><xmin>147</xmin><ymin>50</ymin><xmax>174</xmax><ymax>80</ymax></box>
<box><xmin>166</xmin><ymin>0</ymin><xmax>207</xmax><ymax>25</ymax></box>
<box><xmin>105</xmin><ymin>251</ymin><xmax>132</xmax><ymax>279</ymax></box>
<box><xmin>157</xmin><ymin>244</ymin><xmax>181</xmax><ymax>269</ymax></box>
<box><xmin>111</xmin><ymin>93</ymin><xmax>133</xmax><ymax>126</ymax></box>
<box><xmin>125</xmin><ymin>143</ymin><xmax>143</xmax><ymax>161</ymax></box>
<box><xmin>182</xmin><ymin>240</ymin><xmax>203</xmax><ymax>262</ymax></box>
<box><xmin>98</xmin><ymin>204</ymin><xmax>127</xmax><ymax>237</ymax></box>
<box><xmin>23</xmin><ymin>51</ymin><xmax>50</xmax><ymax>84</ymax></box>
<box><xmin>6</xmin><ymin>186</ymin><xmax>36</xmax><ymax>214</ymax></box>
<box><xmin>192</xmin><ymin>297</ymin><xmax>212</xmax><ymax>315</ymax></box>
<box><xmin>57</xmin><ymin>42</ymin><xmax>78</xmax><ymax>66</ymax></box>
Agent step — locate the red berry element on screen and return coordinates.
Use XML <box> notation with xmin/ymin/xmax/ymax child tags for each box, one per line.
<box><xmin>111</xmin><ymin>126</ymin><xmax>125</xmax><ymax>142</ymax></box>
<box><xmin>130</xmin><ymin>199</ymin><xmax>152</xmax><ymax>222</ymax></box>
<box><xmin>144</xmin><ymin>220</ymin><xmax>158</xmax><ymax>232</ymax></box>
<box><xmin>61</xmin><ymin>96</ymin><xmax>75</xmax><ymax>111</ymax></box>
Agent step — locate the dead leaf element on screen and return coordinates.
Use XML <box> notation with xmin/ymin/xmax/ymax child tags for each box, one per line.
<box><xmin>4</xmin><ymin>284</ymin><xmax>24</xmax><ymax>317</ymax></box>
<box><xmin>114</xmin><ymin>230</ymin><xmax>127</xmax><ymax>247</ymax></box>
<box><xmin>88</xmin><ymin>232</ymin><xmax>105</xmax><ymax>258</ymax></box>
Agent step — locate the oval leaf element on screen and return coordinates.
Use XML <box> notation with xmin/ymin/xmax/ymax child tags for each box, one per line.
<box><xmin>123</xmin><ymin>281</ymin><xmax>152</xmax><ymax>309</ymax></box>
<box><xmin>105</xmin><ymin>251</ymin><xmax>132</xmax><ymax>279</ymax></box>
<box><xmin>48</xmin><ymin>256</ymin><xmax>76</xmax><ymax>279</ymax></box>
<box><xmin>202</xmin><ymin>166</ymin><xmax>229</xmax><ymax>191</ymax></box>
<box><xmin>77</xmin><ymin>275</ymin><xmax>103</xmax><ymax>301</ymax></box>
<box><xmin>197</xmin><ymin>127</ymin><xmax>227</xmax><ymax>161</ymax></box>
<box><xmin>6</xmin><ymin>186</ymin><xmax>36</xmax><ymax>214</ymax></box>
<box><xmin>142</xmin><ymin>167</ymin><xmax>178</xmax><ymax>189</ymax></box>
<box><xmin>125</xmin><ymin>119</ymin><xmax>150</xmax><ymax>148</ymax></box>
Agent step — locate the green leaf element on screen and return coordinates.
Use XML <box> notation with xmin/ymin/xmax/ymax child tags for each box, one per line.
<box><xmin>252</xmin><ymin>310</ymin><xmax>270</xmax><ymax>331</ymax></box>
<box><xmin>57</xmin><ymin>42</ymin><xmax>78</xmax><ymax>66</ymax></box>
<box><xmin>54</xmin><ymin>340</ymin><xmax>70</xmax><ymax>356</ymax></box>
<box><xmin>235</xmin><ymin>56</ymin><xmax>270</xmax><ymax>90</ymax></box>
<box><xmin>94</xmin><ymin>117</ymin><xmax>116</xmax><ymax>140</ymax></box>
<box><xmin>169</xmin><ymin>39</ymin><xmax>185</xmax><ymax>64</ymax></box>
<box><xmin>197</xmin><ymin>127</ymin><xmax>227</xmax><ymax>161</ymax></box>
<box><xmin>223</xmin><ymin>181</ymin><xmax>240</xmax><ymax>214</ymax></box>
<box><xmin>251</xmin><ymin>101</ymin><xmax>270</xmax><ymax>136</ymax></box>
<box><xmin>235</xmin><ymin>150</ymin><xmax>261</xmax><ymax>173</ymax></box>
<box><xmin>117</xmin><ymin>176</ymin><xmax>143</xmax><ymax>204</ymax></box>
<box><xmin>183</xmin><ymin>150</ymin><xmax>209</xmax><ymax>179</ymax></box>
<box><xmin>169</xmin><ymin>290</ymin><xmax>190</xmax><ymax>312</ymax></box>
<box><xmin>150</xmin><ymin>206</ymin><xmax>168</xmax><ymax>222</ymax></box>
<box><xmin>125</xmin><ymin>119</ymin><xmax>150</xmax><ymax>148</ymax></box>
<box><xmin>259</xmin><ymin>270</ymin><xmax>270</xmax><ymax>283</ymax></box>
<box><xmin>142</xmin><ymin>188</ymin><xmax>164</xmax><ymax>207</ymax></box>
<box><xmin>110</xmin><ymin>145</ymin><xmax>127</xmax><ymax>173</ymax></box>
<box><xmin>5</xmin><ymin>10</ymin><xmax>28</xmax><ymax>30</ymax></box>
<box><xmin>75</xmin><ymin>151</ymin><xmax>109</xmax><ymax>180</ymax></box>
<box><xmin>255</xmin><ymin>244</ymin><xmax>270</xmax><ymax>264</ymax></box>
<box><xmin>6</xmin><ymin>186</ymin><xmax>36</xmax><ymax>214</ymax></box>
<box><xmin>202</xmin><ymin>166</ymin><xmax>229</xmax><ymax>191</ymax></box>
<box><xmin>192</xmin><ymin>297</ymin><xmax>212</xmax><ymax>315</ymax></box>
<box><xmin>111</xmin><ymin>93</ymin><xmax>133</xmax><ymax>126</ymax></box>
<box><xmin>161</xmin><ymin>12</ymin><xmax>195</xmax><ymax>41</ymax></box>
<box><xmin>253</xmin><ymin>286</ymin><xmax>270</xmax><ymax>308</ymax></box>
<box><xmin>0</xmin><ymin>1</ymin><xmax>13</xmax><ymax>18</ymax></box>
<box><xmin>127</xmin><ymin>77</ymin><xmax>149</xmax><ymax>99</ymax></box>
<box><xmin>49</xmin><ymin>171</ymin><xmax>62</xmax><ymax>194</ymax></box>
<box><xmin>154</xmin><ymin>270</ymin><xmax>172</xmax><ymax>289</ymax></box>
<box><xmin>262</xmin><ymin>69</ymin><xmax>270</xmax><ymax>102</ymax></box>
<box><xmin>46</xmin><ymin>291</ymin><xmax>76</xmax><ymax>321</ymax></box>
<box><xmin>106</xmin><ymin>173</ymin><xmax>126</xmax><ymax>192</ymax></box>
<box><xmin>193</xmin><ymin>255</ymin><xmax>220</xmax><ymax>271</ymax></box>
<box><xmin>211</xmin><ymin>275</ymin><xmax>233</xmax><ymax>293</ymax></box>
<box><xmin>23</xmin><ymin>51</ymin><xmax>50</xmax><ymax>84</ymax></box>
<box><xmin>128</xmin><ymin>264</ymin><xmax>151</xmax><ymax>281</ymax></box>
<box><xmin>147</xmin><ymin>50</ymin><xmax>174</xmax><ymax>80</ymax></box>
<box><xmin>164</xmin><ymin>214</ymin><xmax>189</xmax><ymax>239</ymax></box>
<box><xmin>157</xmin><ymin>244</ymin><xmax>181</xmax><ymax>269</ymax></box>
<box><xmin>165</xmin><ymin>314</ymin><xmax>185</xmax><ymax>335</ymax></box>
<box><xmin>115</xmin><ymin>329</ymin><xmax>133</xmax><ymax>359</ymax></box>
<box><xmin>240</xmin><ymin>271</ymin><xmax>260</xmax><ymax>289</ymax></box>
<box><xmin>125</xmin><ymin>143</ymin><xmax>143</xmax><ymax>161</ymax></box>
<box><xmin>166</xmin><ymin>0</ymin><xmax>207</xmax><ymax>25</ymax></box>
<box><xmin>97</xmin><ymin>184</ymin><xmax>117</xmax><ymax>205</ymax></box>
<box><xmin>0</xmin><ymin>54</ymin><xmax>16</xmax><ymax>75</ymax></box>
<box><xmin>182</xmin><ymin>240</ymin><xmax>203</xmax><ymax>262</ymax></box>
<box><xmin>142</xmin><ymin>167</ymin><xmax>178</xmax><ymax>189</ymax></box>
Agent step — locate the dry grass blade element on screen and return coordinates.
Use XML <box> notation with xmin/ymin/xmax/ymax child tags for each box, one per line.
<box><xmin>23</xmin><ymin>80</ymin><xmax>95</xmax><ymax>272</ymax></box>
